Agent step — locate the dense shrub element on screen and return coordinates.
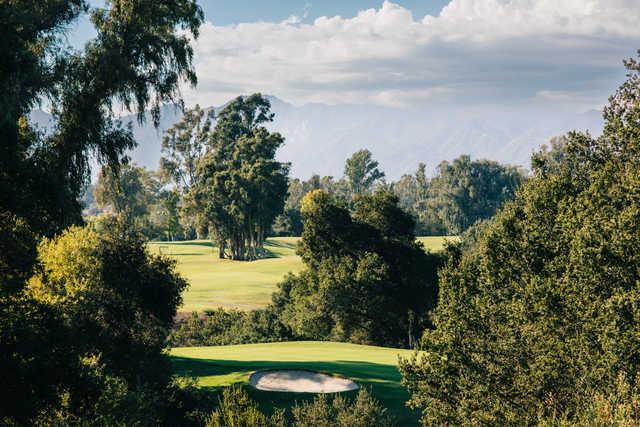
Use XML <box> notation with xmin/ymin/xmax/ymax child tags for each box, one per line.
<box><xmin>205</xmin><ymin>386</ymin><xmax>392</xmax><ymax>427</ymax></box>
<box><xmin>169</xmin><ymin>306</ymin><xmax>295</xmax><ymax>347</ymax></box>
<box><xmin>25</xmin><ymin>221</ymin><xmax>211</xmax><ymax>425</ymax></box>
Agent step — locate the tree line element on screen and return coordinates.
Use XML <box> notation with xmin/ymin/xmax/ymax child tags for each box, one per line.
<box><xmin>90</xmin><ymin>109</ymin><xmax>527</xmax><ymax>249</ymax></box>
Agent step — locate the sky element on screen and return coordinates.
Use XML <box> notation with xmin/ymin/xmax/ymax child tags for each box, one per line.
<box><xmin>69</xmin><ymin>0</ymin><xmax>640</xmax><ymax>113</ymax></box>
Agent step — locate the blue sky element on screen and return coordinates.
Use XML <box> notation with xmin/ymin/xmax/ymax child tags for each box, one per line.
<box><xmin>199</xmin><ymin>1</ymin><xmax>450</xmax><ymax>25</ymax></box>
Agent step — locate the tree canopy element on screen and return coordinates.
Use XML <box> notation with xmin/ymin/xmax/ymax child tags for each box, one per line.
<box><xmin>0</xmin><ymin>1</ymin><xmax>204</xmax><ymax>424</ymax></box>
<box><xmin>274</xmin><ymin>189</ymin><xmax>443</xmax><ymax>348</ymax></box>
<box><xmin>400</xmin><ymin>52</ymin><xmax>640</xmax><ymax>425</ymax></box>
<box><xmin>192</xmin><ymin>94</ymin><xmax>289</xmax><ymax>260</ymax></box>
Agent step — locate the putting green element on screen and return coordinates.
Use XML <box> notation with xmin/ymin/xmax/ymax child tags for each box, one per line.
<box><xmin>150</xmin><ymin>236</ymin><xmax>456</xmax><ymax>312</ymax></box>
<box><xmin>170</xmin><ymin>341</ymin><xmax>419</xmax><ymax>425</ymax></box>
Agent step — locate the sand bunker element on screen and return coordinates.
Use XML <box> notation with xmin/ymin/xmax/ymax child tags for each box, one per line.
<box><xmin>249</xmin><ymin>370</ymin><xmax>359</xmax><ymax>393</ymax></box>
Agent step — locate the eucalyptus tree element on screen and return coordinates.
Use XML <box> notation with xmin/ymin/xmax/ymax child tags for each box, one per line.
<box><xmin>193</xmin><ymin>94</ymin><xmax>289</xmax><ymax>260</ymax></box>
<box><xmin>160</xmin><ymin>104</ymin><xmax>213</xmax><ymax>238</ymax></box>
<box><xmin>344</xmin><ymin>149</ymin><xmax>385</xmax><ymax>196</ymax></box>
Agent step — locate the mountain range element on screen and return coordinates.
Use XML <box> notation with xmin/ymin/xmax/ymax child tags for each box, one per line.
<box><xmin>30</xmin><ymin>96</ymin><xmax>604</xmax><ymax>180</ymax></box>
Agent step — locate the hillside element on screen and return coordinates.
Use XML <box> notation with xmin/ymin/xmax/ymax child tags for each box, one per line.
<box><xmin>29</xmin><ymin>97</ymin><xmax>603</xmax><ymax>180</ymax></box>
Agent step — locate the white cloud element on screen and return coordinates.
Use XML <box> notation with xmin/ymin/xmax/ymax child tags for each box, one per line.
<box><xmin>183</xmin><ymin>0</ymin><xmax>640</xmax><ymax>110</ymax></box>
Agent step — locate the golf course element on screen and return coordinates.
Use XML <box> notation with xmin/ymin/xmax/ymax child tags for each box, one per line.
<box><xmin>149</xmin><ymin>236</ymin><xmax>454</xmax><ymax>312</ymax></box>
<box><xmin>170</xmin><ymin>341</ymin><xmax>420</xmax><ymax>425</ymax></box>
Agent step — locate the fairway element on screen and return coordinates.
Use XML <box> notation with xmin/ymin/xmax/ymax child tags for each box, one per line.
<box><xmin>148</xmin><ymin>237</ymin><xmax>304</xmax><ymax>312</ymax></box>
<box><xmin>150</xmin><ymin>236</ymin><xmax>455</xmax><ymax>312</ymax></box>
<box><xmin>170</xmin><ymin>341</ymin><xmax>419</xmax><ymax>425</ymax></box>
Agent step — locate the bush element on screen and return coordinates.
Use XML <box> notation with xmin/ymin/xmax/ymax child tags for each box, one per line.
<box><xmin>205</xmin><ymin>386</ymin><xmax>392</xmax><ymax>427</ymax></box>
<box><xmin>169</xmin><ymin>307</ymin><xmax>294</xmax><ymax>347</ymax></box>
<box><xmin>291</xmin><ymin>388</ymin><xmax>392</xmax><ymax>427</ymax></box>
<box><xmin>25</xmin><ymin>220</ymin><xmax>210</xmax><ymax>424</ymax></box>
<box><xmin>273</xmin><ymin>189</ymin><xmax>443</xmax><ymax>348</ymax></box>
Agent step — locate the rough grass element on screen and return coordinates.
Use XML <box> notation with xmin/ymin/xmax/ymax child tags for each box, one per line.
<box><xmin>170</xmin><ymin>341</ymin><xmax>419</xmax><ymax>425</ymax></box>
<box><xmin>149</xmin><ymin>236</ymin><xmax>455</xmax><ymax>312</ymax></box>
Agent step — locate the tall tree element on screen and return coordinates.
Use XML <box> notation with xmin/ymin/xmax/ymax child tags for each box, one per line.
<box><xmin>400</xmin><ymin>53</ymin><xmax>640</xmax><ymax>425</ymax></box>
<box><xmin>276</xmin><ymin>189</ymin><xmax>442</xmax><ymax>348</ymax></box>
<box><xmin>160</xmin><ymin>104</ymin><xmax>212</xmax><ymax>238</ymax></box>
<box><xmin>344</xmin><ymin>149</ymin><xmax>385</xmax><ymax>196</ymax></box>
<box><xmin>0</xmin><ymin>1</ymin><xmax>203</xmax><ymax>424</ymax></box>
<box><xmin>160</xmin><ymin>104</ymin><xmax>212</xmax><ymax>192</ymax></box>
<box><xmin>193</xmin><ymin>94</ymin><xmax>289</xmax><ymax>260</ymax></box>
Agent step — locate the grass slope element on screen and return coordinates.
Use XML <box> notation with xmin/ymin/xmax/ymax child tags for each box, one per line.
<box><xmin>150</xmin><ymin>236</ymin><xmax>456</xmax><ymax>312</ymax></box>
<box><xmin>170</xmin><ymin>341</ymin><xmax>419</xmax><ymax>425</ymax></box>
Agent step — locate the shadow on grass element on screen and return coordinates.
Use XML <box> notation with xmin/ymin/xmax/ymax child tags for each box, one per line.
<box><xmin>265</xmin><ymin>239</ymin><xmax>298</xmax><ymax>250</ymax></box>
<box><xmin>165</xmin><ymin>252</ymin><xmax>207</xmax><ymax>256</ymax></box>
<box><xmin>153</xmin><ymin>240</ymin><xmax>215</xmax><ymax>248</ymax></box>
<box><xmin>170</xmin><ymin>356</ymin><xmax>419</xmax><ymax>424</ymax></box>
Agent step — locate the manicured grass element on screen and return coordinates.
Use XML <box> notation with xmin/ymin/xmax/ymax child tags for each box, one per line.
<box><xmin>148</xmin><ymin>237</ymin><xmax>304</xmax><ymax>312</ymax></box>
<box><xmin>170</xmin><ymin>341</ymin><xmax>419</xmax><ymax>425</ymax></box>
<box><xmin>417</xmin><ymin>235</ymin><xmax>459</xmax><ymax>252</ymax></box>
<box><xmin>150</xmin><ymin>236</ymin><xmax>456</xmax><ymax>312</ymax></box>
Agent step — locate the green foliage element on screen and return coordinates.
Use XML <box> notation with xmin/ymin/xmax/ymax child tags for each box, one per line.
<box><xmin>0</xmin><ymin>212</ymin><xmax>37</xmax><ymax>295</ymax></box>
<box><xmin>393</xmin><ymin>156</ymin><xmax>526</xmax><ymax>235</ymax></box>
<box><xmin>94</xmin><ymin>163</ymin><xmax>186</xmax><ymax>240</ymax></box>
<box><xmin>344</xmin><ymin>149</ymin><xmax>385</xmax><ymax>196</ymax></box>
<box><xmin>160</xmin><ymin>104</ymin><xmax>213</xmax><ymax>238</ymax></box>
<box><xmin>292</xmin><ymin>388</ymin><xmax>392</xmax><ymax>427</ymax></box>
<box><xmin>400</xmin><ymin>54</ymin><xmax>640</xmax><ymax>425</ymax></box>
<box><xmin>276</xmin><ymin>189</ymin><xmax>443</xmax><ymax>348</ymax></box>
<box><xmin>169</xmin><ymin>307</ymin><xmax>293</xmax><ymax>347</ymax></box>
<box><xmin>193</xmin><ymin>94</ymin><xmax>290</xmax><ymax>260</ymax></box>
<box><xmin>0</xmin><ymin>0</ymin><xmax>203</xmax><ymax>237</ymax></box>
<box><xmin>22</xmin><ymin>220</ymin><xmax>202</xmax><ymax>424</ymax></box>
<box><xmin>206</xmin><ymin>386</ymin><xmax>275</xmax><ymax>427</ymax></box>
<box><xmin>537</xmin><ymin>374</ymin><xmax>640</xmax><ymax>426</ymax></box>
<box><xmin>204</xmin><ymin>386</ymin><xmax>391</xmax><ymax>427</ymax></box>
<box><xmin>0</xmin><ymin>293</ymin><xmax>72</xmax><ymax>425</ymax></box>
<box><xmin>94</xmin><ymin>163</ymin><xmax>151</xmax><ymax>219</ymax></box>
<box><xmin>30</xmin><ymin>221</ymin><xmax>187</xmax><ymax>380</ymax></box>
<box><xmin>0</xmin><ymin>1</ymin><xmax>204</xmax><ymax>424</ymax></box>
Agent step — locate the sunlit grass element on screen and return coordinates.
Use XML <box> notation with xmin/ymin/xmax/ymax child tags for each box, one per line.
<box><xmin>150</xmin><ymin>236</ymin><xmax>455</xmax><ymax>312</ymax></box>
<box><xmin>170</xmin><ymin>341</ymin><xmax>419</xmax><ymax>425</ymax></box>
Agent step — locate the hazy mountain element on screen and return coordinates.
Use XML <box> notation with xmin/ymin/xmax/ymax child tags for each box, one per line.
<box><xmin>29</xmin><ymin>97</ymin><xmax>603</xmax><ymax>180</ymax></box>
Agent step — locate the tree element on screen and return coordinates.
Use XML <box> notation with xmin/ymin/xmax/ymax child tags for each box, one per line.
<box><xmin>160</xmin><ymin>105</ymin><xmax>212</xmax><ymax>238</ymax></box>
<box><xmin>344</xmin><ymin>149</ymin><xmax>385</xmax><ymax>196</ymax></box>
<box><xmin>392</xmin><ymin>156</ymin><xmax>526</xmax><ymax>235</ymax></box>
<box><xmin>94</xmin><ymin>163</ymin><xmax>151</xmax><ymax>219</ymax></box>
<box><xmin>28</xmin><ymin>220</ymin><xmax>190</xmax><ymax>423</ymax></box>
<box><xmin>160</xmin><ymin>104</ymin><xmax>212</xmax><ymax>192</ymax></box>
<box><xmin>1</xmin><ymin>0</ymin><xmax>203</xmax><ymax>237</ymax></box>
<box><xmin>276</xmin><ymin>189</ymin><xmax>442</xmax><ymax>348</ymax></box>
<box><xmin>400</xmin><ymin>53</ymin><xmax>640</xmax><ymax>425</ymax></box>
<box><xmin>193</xmin><ymin>94</ymin><xmax>289</xmax><ymax>260</ymax></box>
<box><xmin>0</xmin><ymin>1</ymin><xmax>203</xmax><ymax>423</ymax></box>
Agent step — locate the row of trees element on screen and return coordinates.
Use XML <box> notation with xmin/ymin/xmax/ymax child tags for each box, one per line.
<box><xmin>92</xmin><ymin>122</ymin><xmax>525</xmax><ymax>251</ymax></box>
<box><xmin>271</xmin><ymin>152</ymin><xmax>526</xmax><ymax>238</ymax></box>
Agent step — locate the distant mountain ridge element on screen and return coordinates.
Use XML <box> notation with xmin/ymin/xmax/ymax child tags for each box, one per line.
<box><xmin>29</xmin><ymin>97</ymin><xmax>603</xmax><ymax>180</ymax></box>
